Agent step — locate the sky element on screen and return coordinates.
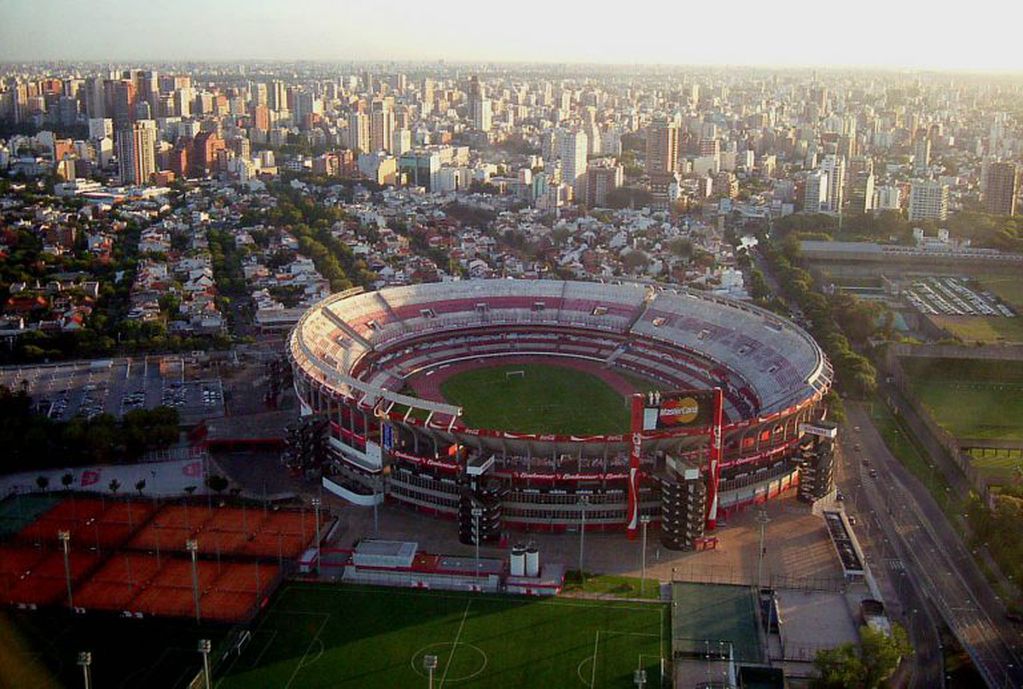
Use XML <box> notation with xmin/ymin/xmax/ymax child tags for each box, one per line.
<box><xmin>1</xmin><ymin>0</ymin><xmax>1022</xmax><ymax>72</ymax></box>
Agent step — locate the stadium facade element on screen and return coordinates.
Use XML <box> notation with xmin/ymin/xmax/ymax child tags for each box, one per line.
<box><xmin>288</xmin><ymin>280</ymin><xmax>833</xmax><ymax>548</ymax></box>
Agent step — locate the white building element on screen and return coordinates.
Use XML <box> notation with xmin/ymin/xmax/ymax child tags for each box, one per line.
<box><xmin>908</xmin><ymin>180</ymin><xmax>948</xmax><ymax>222</ymax></box>
<box><xmin>803</xmin><ymin>170</ymin><xmax>829</xmax><ymax>213</ymax></box>
<box><xmin>559</xmin><ymin>129</ymin><xmax>588</xmax><ymax>198</ymax></box>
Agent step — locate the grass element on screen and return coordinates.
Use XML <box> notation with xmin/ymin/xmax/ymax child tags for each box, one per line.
<box><xmin>562</xmin><ymin>571</ymin><xmax>662</xmax><ymax>600</ymax></box>
<box><xmin>868</xmin><ymin>397</ymin><xmax>961</xmax><ymax>522</ymax></box>
<box><xmin>929</xmin><ymin>315</ymin><xmax>1023</xmax><ymax>344</ymax></box>
<box><xmin>216</xmin><ymin>583</ymin><xmax>667</xmax><ymax>689</ymax></box>
<box><xmin>439</xmin><ymin>363</ymin><xmax>633</xmax><ymax>435</ymax></box>
<box><xmin>899</xmin><ymin>357</ymin><xmax>1023</xmax><ymax>441</ymax></box>
<box><xmin>978</xmin><ymin>273</ymin><xmax>1023</xmax><ymax>309</ymax></box>
<box><xmin>968</xmin><ymin>449</ymin><xmax>1023</xmax><ymax>485</ymax></box>
<box><xmin>3</xmin><ymin>610</ymin><xmax>223</xmax><ymax>689</ymax></box>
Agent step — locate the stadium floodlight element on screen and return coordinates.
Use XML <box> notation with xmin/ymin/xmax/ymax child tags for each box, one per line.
<box><xmin>639</xmin><ymin>515</ymin><xmax>652</xmax><ymax>596</ymax></box>
<box><xmin>186</xmin><ymin>538</ymin><xmax>201</xmax><ymax>623</ymax></box>
<box><xmin>77</xmin><ymin>651</ymin><xmax>92</xmax><ymax>689</ymax></box>
<box><xmin>470</xmin><ymin>507</ymin><xmax>483</xmax><ymax>583</ymax></box>
<box><xmin>423</xmin><ymin>654</ymin><xmax>438</xmax><ymax>689</ymax></box>
<box><xmin>311</xmin><ymin>497</ymin><xmax>322</xmax><ymax>574</ymax></box>
<box><xmin>198</xmin><ymin>639</ymin><xmax>212</xmax><ymax>689</ymax></box>
<box><xmin>633</xmin><ymin>668</ymin><xmax>647</xmax><ymax>688</ymax></box>
<box><xmin>756</xmin><ymin>509</ymin><xmax>770</xmax><ymax>591</ymax></box>
<box><xmin>58</xmin><ymin>530</ymin><xmax>73</xmax><ymax>609</ymax></box>
<box><xmin>578</xmin><ymin>495</ymin><xmax>590</xmax><ymax>584</ymax></box>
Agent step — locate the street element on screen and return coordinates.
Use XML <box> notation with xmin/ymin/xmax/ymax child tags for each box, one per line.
<box><xmin>844</xmin><ymin>402</ymin><xmax>1023</xmax><ymax>688</ymax></box>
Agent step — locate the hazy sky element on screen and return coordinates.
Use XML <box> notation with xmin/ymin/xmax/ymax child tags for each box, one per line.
<box><xmin>2</xmin><ymin>0</ymin><xmax>1022</xmax><ymax>72</ymax></box>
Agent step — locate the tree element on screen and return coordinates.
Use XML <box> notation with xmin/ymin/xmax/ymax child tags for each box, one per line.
<box><xmin>206</xmin><ymin>474</ymin><xmax>229</xmax><ymax>494</ymax></box>
<box><xmin>812</xmin><ymin>624</ymin><xmax>910</xmax><ymax>689</ymax></box>
<box><xmin>812</xmin><ymin>643</ymin><xmax>864</xmax><ymax>689</ymax></box>
<box><xmin>860</xmin><ymin>625</ymin><xmax>910</xmax><ymax>688</ymax></box>
<box><xmin>36</xmin><ymin>475</ymin><xmax>49</xmax><ymax>492</ymax></box>
<box><xmin>108</xmin><ymin>478</ymin><xmax>121</xmax><ymax>495</ymax></box>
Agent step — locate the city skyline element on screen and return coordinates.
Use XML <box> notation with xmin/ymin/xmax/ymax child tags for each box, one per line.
<box><xmin>2</xmin><ymin>0</ymin><xmax>1023</xmax><ymax>72</ymax></box>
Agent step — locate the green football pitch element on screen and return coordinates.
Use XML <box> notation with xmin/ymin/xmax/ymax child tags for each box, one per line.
<box><xmin>438</xmin><ymin>363</ymin><xmax>633</xmax><ymax>435</ymax></box>
<box><xmin>900</xmin><ymin>357</ymin><xmax>1023</xmax><ymax>441</ymax></box>
<box><xmin>215</xmin><ymin>583</ymin><xmax>668</xmax><ymax>689</ymax></box>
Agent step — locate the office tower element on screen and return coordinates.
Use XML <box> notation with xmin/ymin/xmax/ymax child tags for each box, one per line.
<box><xmin>84</xmin><ymin>76</ymin><xmax>106</xmax><ymax>118</ymax></box>
<box><xmin>137</xmin><ymin>70</ymin><xmax>159</xmax><ymax>113</ymax></box>
<box><xmin>875</xmin><ymin>185</ymin><xmax>901</xmax><ymax>211</ymax></box>
<box><xmin>646</xmin><ymin>117</ymin><xmax>679</xmax><ymax>176</ymax></box>
<box><xmin>846</xmin><ymin>155</ymin><xmax>873</xmax><ymax>199</ymax></box>
<box><xmin>268</xmin><ymin>80</ymin><xmax>287</xmax><ymax>112</ymax></box>
<box><xmin>88</xmin><ymin>117</ymin><xmax>113</xmax><ymax>141</ymax></box>
<box><xmin>908</xmin><ymin>180</ymin><xmax>949</xmax><ymax>221</ymax></box>
<box><xmin>468</xmin><ymin>76</ymin><xmax>492</xmax><ymax>132</ymax></box>
<box><xmin>559</xmin><ymin>129</ymin><xmax>588</xmax><ymax>197</ymax></box>
<box><xmin>985</xmin><ymin>162</ymin><xmax>1019</xmax><ymax>216</ymax></box>
<box><xmin>252</xmin><ymin>104</ymin><xmax>270</xmax><ymax>132</ymax></box>
<box><xmin>913</xmin><ymin>132</ymin><xmax>931</xmax><ymax>174</ymax></box>
<box><xmin>347</xmin><ymin>111</ymin><xmax>371</xmax><ymax>153</ymax></box>
<box><xmin>111</xmin><ymin>79</ymin><xmax>136</xmax><ymax>128</ymax></box>
<box><xmin>585</xmin><ymin>158</ymin><xmax>624</xmax><ymax>207</ymax></box>
<box><xmin>391</xmin><ymin>128</ymin><xmax>412</xmax><ymax>157</ymax></box>
<box><xmin>116</xmin><ymin>120</ymin><xmax>157</xmax><ymax>185</ymax></box>
<box><xmin>820</xmin><ymin>154</ymin><xmax>845</xmax><ymax>211</ymax></box>
<box><xmin>848</xmin><ymin>171</ymin><xmax>875</xmax><ymax>214</ymax></box>
<box><xmin>371</xmin><ymin>103</ymin><xmax>395</xmax><ymax>153</ymax></box>
<box><xmin>803</xmin><ymin>170</ymin><xmax>829</xmax><ymax>213</ymax></box>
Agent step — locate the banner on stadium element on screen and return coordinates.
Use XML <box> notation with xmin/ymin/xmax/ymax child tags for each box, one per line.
<box><xmin>641</xmin><ymin>390</ymin><xmax>717</xmax><ymax>431</ymax></box>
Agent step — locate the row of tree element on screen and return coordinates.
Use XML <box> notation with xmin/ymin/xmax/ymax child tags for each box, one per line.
<box><xmin>0</xmin><ymin>385</ymin><xmax>180</xmax><ymax>473</ymax></box>
<box><xmin>758</xmin><ymin>236</ymin><xmax>879</xmax><ymax>398</ymax></box>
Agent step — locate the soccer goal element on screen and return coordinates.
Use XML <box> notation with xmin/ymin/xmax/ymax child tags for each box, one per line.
<box><xmin>505</xmin><ymin>370</ymin><xmax>525</xmax><ymax>381</ymax></box>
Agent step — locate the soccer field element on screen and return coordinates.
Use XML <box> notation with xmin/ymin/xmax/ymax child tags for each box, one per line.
<box><xmin>900</xmin><ymin>357</ymin><xmax>1023</xmax><ymax>441</ymax></box>
<box><xmin>215</xmin><ymin>584</ymin><xmax>668</xmax><ymax>689</ymax></box>
<box><xmin>438</xmin><ymin>363</ymin><xmax>633</xmax><ymax>435</ymax></box>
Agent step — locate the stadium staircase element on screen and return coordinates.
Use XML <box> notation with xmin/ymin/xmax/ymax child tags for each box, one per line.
<box><xmin>374</xmin><ymin>291</ymin><xmax>406</xmax><ymax>335</ymax></box>
<box><xmin>321</xmin><ymin>306</ymin><xmax>375</xmax><ymax>351</ymax></box>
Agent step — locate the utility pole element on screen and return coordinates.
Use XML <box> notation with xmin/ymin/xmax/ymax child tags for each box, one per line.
<box><xmin>578</xmin><ymin>495</ymin><xmax>590</xmax><ymax>584</ymax></box>
<box><xmin>640</xmin><ymin>515</ymin><xmax>651</xmax><ymax>596</ymax></box>
<box><xmin>58</xmin><ymin>530</ymin><xmax>73</xmax><ymax>609</ymax></box>
<box><xmin>186</xmin><ymin>538</ymin><xmax>201</xmax><ymax>623</ymax></box>
<box><xmin>471</xmin><ymin>507</ymin><xmax>483</xmax><ymax>586</ymax></box>
<box><xmin>756</xmin><ymin>508</ymin><xmax>770</xmax><ymax>590</ymax></box>
<box><xmin>198</xmin><ymin>639</ymin><xmax>212</xmax><ymax>689</ymax></box>
<box><xmin>311</xmin><ymin>497</ymin><xmax>322</xmax><ymax>574</ymax></box>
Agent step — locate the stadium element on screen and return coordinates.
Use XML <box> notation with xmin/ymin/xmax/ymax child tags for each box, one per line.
<box><xmin>288</xmin><ymin>279</ymin><xmax>833</xmax><ymax>548</ymax></box>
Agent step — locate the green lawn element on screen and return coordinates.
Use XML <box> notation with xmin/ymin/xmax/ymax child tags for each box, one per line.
<box><xmin>216</xmin><ymin>583</ymin><xmax>667</xmax><ymax>689</ymax></box>
<box><xmin>930</xmin><ymin>314</ymin><xmax>1023</xmax><ymax>344</ymax></box>
<box><xmin>563</xmin><ymin>571</ymin><xmax>662</xmax><ymax>600</ymax></box>
<box><xmin>439</xmin><ymin>363</ymin><xmax>633</xmax><ymax>435</ymax></box>
<box><xmin>968</xmin><ymin>449</ymin><xmax>1023</xmax><ymax>485</ymax></box>
<box><xmin>899</xmin><ymin>358</ymin><xmax>1023</xmax><ymax>441</ymax></box>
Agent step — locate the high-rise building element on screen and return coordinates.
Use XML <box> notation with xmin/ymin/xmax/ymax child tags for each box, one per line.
<box><xmin>116</xmin><ymin>120</ymin><xmax>157</xmax><ymax>185</ymax></box>
<box><xmin>646</xmin><ymin>117</ymin><xmax>679</xmax><ymax>177</ymax></box>
<box><xmin>371</xmin><ymin>103</ymin><xmax>395</xmax><ymax>153</ymax></box>
<box><xmin>820</xmin><ymin>154</ymin><xmax>845</xmax><ymax>211</ymax></box>
<box><xmin>468</xmin><ymin>76</ymin><xmax>492</xmax><ymax>132</ymax></box>
<box><xmin>908</xmin><ymin>180</ymin><xmax>949</xmax><ymax>221</ymax></box>
<box><xmin>803</xmin><ymin>170</ymin><xmax>829</xmax><ymax>213</ymax></box>
<box><xmin>848</xmin><ymin>171</ymin><xmax>875</xmax><ymax>214</ymax></box>
<box><xmin>347</xmin><ymin>112</ymin><xmax>371</xmax><ymax>153</ymax></box>
<box><xmin>585</xmin><ymin>158</ymin><xmax>624</xmax><ymax>207</ymax></box>
<box><xmin>268</xmin><ymin>80</ymin><xmax>287</xmax><ymax>112</ymax></box>
<box><xmin>559</xmin><ymin>129</ymin><xmax>588</xmax><ymax>198</ymax></box>
<box><xmin>913</xmin><ymin>133</ymin><xmax>931</xmax><ymax>174</ymax></box>
<box><xmin>985</xmin><ymin>162</ymin><xmax>1019</xmax><ymax>216</ymax></box>
<box><xmin>391</xmin><ymin>128</ymin><xmax>412</xmax><ymax>157</ymax></box>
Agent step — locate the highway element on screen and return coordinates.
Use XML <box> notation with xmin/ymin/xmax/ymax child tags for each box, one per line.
<box><xmin>844</xmin><ymin>402</ymin><xmax>1023</xmax><ymax>688</ymax></box>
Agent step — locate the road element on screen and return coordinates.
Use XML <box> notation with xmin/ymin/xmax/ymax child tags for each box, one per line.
<box><xmin>845</xmin><ymin>402</ymin><xmax>1023</xmax><ymax>688</ymax></box>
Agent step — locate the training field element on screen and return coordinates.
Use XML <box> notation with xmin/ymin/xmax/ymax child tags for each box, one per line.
<box><xmin>900</xmin><ymin>357</ymin><xmax>1023</xmax><ymax>441</ymax></box>
<box><xmin>437</xmin><ymin>363</ymin><xmax>633</xmax><ymax>435</ymax></box>
<box><xmin>216</xmin><ymin>584</ymin><xmax>668</xmax><ymax>689</ymax></box>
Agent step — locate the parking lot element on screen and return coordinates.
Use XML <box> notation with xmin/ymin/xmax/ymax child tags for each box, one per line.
<box><xmin>904</xmin><ymin>276</ymin><xmax>1017</xmax><ymax>317</ymax></box>
<box><xmin>0</xmin><ymin>357</ymin><xmax>225</xmax><ymax>423</ymax></box>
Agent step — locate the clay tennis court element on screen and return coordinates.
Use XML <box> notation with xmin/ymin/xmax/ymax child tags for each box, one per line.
<box><xmin>1</xmin><ymin>495</ymin><xmax>320</xmax><ymax>622</ymax></box>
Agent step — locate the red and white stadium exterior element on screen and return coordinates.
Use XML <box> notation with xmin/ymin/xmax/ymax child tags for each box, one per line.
<box><xmin>288</xmin><ymin>280</ymin><xmax>833</xmax><ymax>534</ymax></box>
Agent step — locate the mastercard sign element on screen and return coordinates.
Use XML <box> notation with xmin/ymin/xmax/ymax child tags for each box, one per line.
<box><xmin>658</xmin><ymin>396</ymin><xmax>700</xmax><ymax>425</ymax></box>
